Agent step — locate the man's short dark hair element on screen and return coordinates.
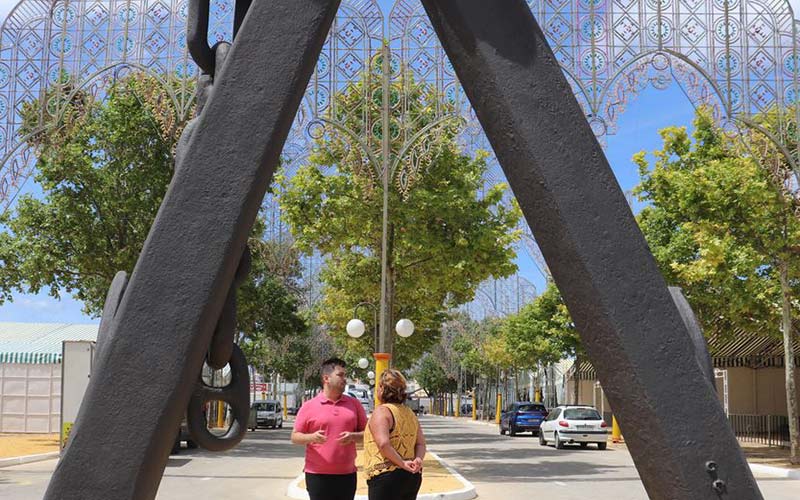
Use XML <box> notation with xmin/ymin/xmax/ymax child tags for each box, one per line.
<box><xmin>321</xmin><ymin>357</ymin><xmax>346</xmax><ymax>376</ymax></box>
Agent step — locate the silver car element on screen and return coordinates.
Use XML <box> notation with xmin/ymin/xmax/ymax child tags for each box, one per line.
<box><xmin>539</xmin><ymin>405</ymin><xmax>608</xmax><ymax>450</ymax></box>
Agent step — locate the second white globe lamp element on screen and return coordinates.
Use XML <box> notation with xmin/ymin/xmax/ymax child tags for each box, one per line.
<box><xmin>395</xmin><ymin>318</ymin><xmax>415</xmax><ymax>338</ymax></box>
<box><xmin>357</xmin><ymin>358</ymin><xmax>369</xmax><ymax>369</ymax></box>
<box><xmin>346</xmin><ymin>319</ymin><xmax>366</xmax><ymax>338</ymax></box>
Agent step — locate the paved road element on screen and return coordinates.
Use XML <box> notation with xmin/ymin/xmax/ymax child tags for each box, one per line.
<box><xmin>2</xmin><ymin>415</ymin><xmax>799</xmax><ymax>499</ymax></box>
<box><xmin>424</xmin><ymin>416</ymin><xmax>800</xmax><ymax>499</ymax></box>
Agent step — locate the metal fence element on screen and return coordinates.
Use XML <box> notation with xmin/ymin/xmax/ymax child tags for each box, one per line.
<box><xmin>728</xmin><ymin>414</ymin><xmax>794</xmax><ymax>448</ymax></box>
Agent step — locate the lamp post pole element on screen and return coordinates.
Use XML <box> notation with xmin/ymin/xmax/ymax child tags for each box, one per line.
<box><xmin>378</xmin><ymin>42</ymin><xmax>392</xmax><ymax>359</ymax></box>
<box><xmin>334</xmin><ymin>42</ymin><xmax>453</xmax><ymax>383</ymax></box>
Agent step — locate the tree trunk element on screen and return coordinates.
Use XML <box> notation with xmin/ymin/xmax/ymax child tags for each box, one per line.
<box><xmin>482</xmin><ymin>379</ymin><xmax>490</xmax><ymax>421</ymax></box>
<box><xmin>513</xmin><ymin>368</ymin><xmax>519</xmax><ymax>402</ymax></box>
<box><xmin>456</xmin><ymin>367</ymin><xmax>463</xmax><ymax>416</ymax></box>
<box><xmin>573</xmin><ymin>353</ymin><xmax>580</xmax><ymax>404</ymax></box>
<box><xmin>779</xmin><ymin>262</ymin><xmax>799</xmax><ymax>464</ymax></box>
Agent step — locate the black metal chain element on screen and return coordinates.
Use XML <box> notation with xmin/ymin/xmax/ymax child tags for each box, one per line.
<box><xmin>182</xmin><ymin>0</ymin><xmax>253</xmax><ymax>452</ymax></box>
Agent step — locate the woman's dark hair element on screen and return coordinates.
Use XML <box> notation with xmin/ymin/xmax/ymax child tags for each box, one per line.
<box><xmin>378</xmin><ymin>369</ymin><xmax>407</xmax><ymax>404</ymax></box>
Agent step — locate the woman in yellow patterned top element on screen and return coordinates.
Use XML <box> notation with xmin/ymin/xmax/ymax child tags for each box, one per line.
<box><xmin>363</xmin><ymin>369</ymin><xmax>426</xmax><ymax>500</ymax></box>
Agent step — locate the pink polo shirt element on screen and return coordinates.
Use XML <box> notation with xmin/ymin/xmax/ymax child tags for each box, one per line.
<box><xmin>294</xmin><ymin>392</ymin><xmax>368</xmax><ymax>474</ymax></box>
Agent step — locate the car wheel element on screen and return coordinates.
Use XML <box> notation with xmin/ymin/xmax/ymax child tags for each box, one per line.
<box><xmin>509</xmin><ymin>425</ymin><xmax>517</xmax><ymax>437</ymax></box>
<box><xmin>499</xmin><ymin>425</ymin><xmax>506</xmax><ymax>435</ymax></box>
<box><xmin>186</xmin><ymin>439</ymin><xmax>198</xmax><ymax>449</ymax></box>
<box><xmin>171</xmin><ymin>435</ymin><xmax>181</xmax><ymax>455</ymax></box>
<box><xmin>597</xmin><ymin>442</ymin><xmax>607</xmax><ymax>450</ymax></box>
<box><xmin>579</xmin><ymin>442</ymin><xmax>588</xmax><ymax>449</ymax></box>
<box><xmin>539</xmin><ymin>431</ymin><xmax>547</xmax><ymax>446</ymax></box>
<box><xmin>555</xmin><ymin>432</ymin><xmax>565</xmax><ymax>449</ymax></box>
<box><xmin>278</xmin><ymin>421</ymin><xmax>283</xmax><ymax>429</ymax></box>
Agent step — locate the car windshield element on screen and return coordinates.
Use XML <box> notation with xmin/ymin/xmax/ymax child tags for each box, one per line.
<box><xmin>564</xmin><ymin>408</ymin><xmax>602</xmax><ymax>420</ymax></box>
<box><xmin>254</xmin><ymin>402</ymin><xmax>276</xmax><ymax>412</ymax></box>
<box><xmin>349</xmin><ymin>390</ymin><xmax>368</xmax><ymax>400</ymax></box>
<box><xmin>518</xmin><ymin>404</ymin><xmax>546</xmax><ymax>412</ymax></box>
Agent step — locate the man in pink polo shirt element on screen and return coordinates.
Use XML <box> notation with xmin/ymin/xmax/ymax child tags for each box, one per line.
<box><xmin>291</xmin><ymin>357</ymin><xmax>368</xmax><ymax>500</ymax></box>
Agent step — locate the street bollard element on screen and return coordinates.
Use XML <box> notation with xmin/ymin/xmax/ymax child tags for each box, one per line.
<box><xmin>612</xmin><ymin>415</ymin><xmax>622</xmax><ymax>443</ymax></box>
<box><xmin>495</xmin><ymin>393</ymin><xmax>502</xmax><ymax>424</ymax></box>
<box><xmin>283</xmin><ymin>394</ymin><xmax>288</xmax><ymax>420</ymax></box>
<box><xmin>216</xmin><ymin>401</ymin><xmax>225</xmax><ymax>428</ymax></box>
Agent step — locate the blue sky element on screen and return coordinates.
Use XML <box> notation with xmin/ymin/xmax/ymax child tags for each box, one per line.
<box><xmin>1</xmin><ymin>0</ymin><xmax>798</xmax><ymax>324</ymax></box>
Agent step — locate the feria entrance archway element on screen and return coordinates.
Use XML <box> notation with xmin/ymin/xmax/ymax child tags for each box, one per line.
<box><xmin>0</xmin><ymin>0</ymin><xmax>798</xmax><ymax>285</ymax></box>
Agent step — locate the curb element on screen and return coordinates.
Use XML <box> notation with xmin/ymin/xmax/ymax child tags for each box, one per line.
<box><xmin>0</xmin><ymin>451</ymin><xmax>59</xmax><ymax>468</ymax></box>
<box><xmin>286</xmin><ymin>451</ymin><xmax>476</xmax><ymax>500</ymax></box>
<box><xmin>749</xmin><ymin>463</ymin><xmax>800</xmax><ymax>480</ymax></box>
<box><xmin>427</xmin><ymin>414</ymin><xmax>498</xmax><ymax>429</ymax></box>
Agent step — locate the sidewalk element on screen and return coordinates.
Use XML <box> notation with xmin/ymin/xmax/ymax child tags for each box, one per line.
<box><xmin>287</xmin><ymin>449</ymin><xmax>476</xmax><ymax>500</ymax></box>
<box><xmin>0</xmin><ymin>433</ymin><xmax>60</xmax><ymax>468</ymax></box>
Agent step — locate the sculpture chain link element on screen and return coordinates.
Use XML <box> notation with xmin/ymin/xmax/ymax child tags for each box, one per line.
<box><xmin>180</xmin><ymin>0</ymin><xmax>252</xmax><ymax>452</ymax></box>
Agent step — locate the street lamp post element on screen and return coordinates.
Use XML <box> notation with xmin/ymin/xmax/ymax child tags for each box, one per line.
<box><xmin>348</xmin><ymin>301</ymin><xmax>415</xmax><ymax>408</ymax></box>
<box><xmin>321</xmin><ymin>42</ymin><xmax>458</xmax><ymax>376</ymax></box>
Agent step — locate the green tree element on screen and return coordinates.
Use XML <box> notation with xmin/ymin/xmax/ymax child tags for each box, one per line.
<box><xmin>503</xmin><ymin>282</ymin><xmax>580</xmax><ymax>402</ymax></box>
<box><xmin>0</xmin><ymin>74</ymin><xmax>308</xmax><ymax>373</ymax></box>
<box><xmin>413</xmin><ymin>353</ymin><xmax>450</xmax><ymax>400</ymax></box>
<box><xmin>276</xmin><ymin>67</ymin><xmax>521</xmax><ymax>368</ymax></box>
<box><xmin>634</xmin><ymin>107</ymin><xmax>800</xmax><ymax>462</ymax></box>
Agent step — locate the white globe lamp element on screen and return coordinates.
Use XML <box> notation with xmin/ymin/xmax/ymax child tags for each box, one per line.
<box><xmin>367</xmin><ymin>371</ymin><xmax>375</xmax><ymax>380</ymax></box>
<box><xmin>346</xmin><ymin>319</ymin><xmax>366</xmax><ymax>338</ymax></box>
<box><xmin>395</xmin><ymin>318</ymin><xmax>415</xmax><ymax>338</ymax></box>
<box><xmin>357</xmin><ymin>358</ymin><xmax>369</xmax><ymax>370</ymax></box>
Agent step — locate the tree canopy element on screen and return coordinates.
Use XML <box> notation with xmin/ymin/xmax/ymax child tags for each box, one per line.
<box><xmin>634</xmin><ymin>106</ymin><xmax>800</xmax><ymax>462</ymax></box>
<box><xmin>0</xmin><ymin>73</ymin><xmax>307</xmax><ymax>375</ymax></box>
<box><xmin>276</xmin><ymin>66</ymin><xmax>521</xmax><ymax>368</ymax></box>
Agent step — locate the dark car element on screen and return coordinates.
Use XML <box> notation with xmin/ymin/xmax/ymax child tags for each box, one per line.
<box><xmin>500</xmin><ymin>402</ymin><xmax>548</xmax><ymax>436</ymax></box>
<box><xmin>287</xmin><ymin>406</ymin><xmax>299</xmax><ymax>416</ymax></box>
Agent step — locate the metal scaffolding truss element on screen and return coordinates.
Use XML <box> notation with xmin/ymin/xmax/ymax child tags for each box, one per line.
<box><xmin>0</xmin><ymin>0</ymin><xmax>798</xmax><ymax>311</ymax></box>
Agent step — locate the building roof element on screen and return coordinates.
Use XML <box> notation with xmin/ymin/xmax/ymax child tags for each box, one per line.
<box><xmin>568</xmin><ymin>329</ymin><xmax>800</xmax><ymax>380</ymax></box>
<box><xmin>0</xmin><ymin>322</ymin><xmax>98</xmax><ymax>364</ymax></box>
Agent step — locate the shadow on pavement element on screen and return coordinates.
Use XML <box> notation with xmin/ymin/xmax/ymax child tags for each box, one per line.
<box><xmin>171</xmin><ymin>427</ymin><xmax>303</xmax><ymax>461</ymax></box>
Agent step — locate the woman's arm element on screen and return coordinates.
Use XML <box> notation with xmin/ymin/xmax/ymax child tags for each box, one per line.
<box><xmin>369</xmin><ymin>406</ymin><xmax>416</xmax><ymax>472</ymax></box>
<box><xmin>412</xmin><ymin>422</ymin><xmax>426</xmax><ymax>470</ymax></box>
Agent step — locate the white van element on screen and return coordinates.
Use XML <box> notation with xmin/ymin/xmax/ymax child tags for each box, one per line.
<box><xmin>251</xmin><ymin>399</ymin><xmax>283</xmax><ymax>429</ymax></box>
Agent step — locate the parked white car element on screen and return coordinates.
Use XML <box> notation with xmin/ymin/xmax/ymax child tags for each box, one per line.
<box><xmin>539</xmin><ymin>405</ymin><xmax>608</xmax><ymax>450</ymax></box>
<box><xmin>347</xmin><ymin>388</ymin><xmax>373</xmax><ymax>414</ymax></box>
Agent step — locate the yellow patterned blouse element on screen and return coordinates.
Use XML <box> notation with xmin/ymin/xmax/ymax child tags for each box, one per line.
<box><xmin>362</xmin><ymin>403</ymin><xmax>419</xmax><ymax>479</ymax></box>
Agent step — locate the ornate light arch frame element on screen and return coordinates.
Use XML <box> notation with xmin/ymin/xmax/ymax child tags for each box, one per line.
<box><xmin>0</xmin><ymin>0</ymin><xmax>798</xmax><ymax>306</ymax></box>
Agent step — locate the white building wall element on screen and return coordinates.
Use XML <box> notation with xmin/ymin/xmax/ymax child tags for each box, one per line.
<box><xmin>0</xmin><ymin>363</ymin><xmax>61</xmax><ymax>433</ymax></box>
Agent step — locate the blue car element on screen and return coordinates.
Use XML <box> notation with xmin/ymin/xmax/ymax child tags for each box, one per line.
<box><xmin>500</xmin><ymin>402</ymin><xmax>548</xmax><ymax>436</ymax></box>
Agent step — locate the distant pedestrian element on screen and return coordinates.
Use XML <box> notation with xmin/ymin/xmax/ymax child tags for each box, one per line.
<box><xmin>291</xmin><ymin>358</ymin><xmax>367</xmax><ymax>500</ymax></box>
<box><xmin>363</xmin><ymin>369</ymin><xmax>426</xmax><ymax>500</ymax></box>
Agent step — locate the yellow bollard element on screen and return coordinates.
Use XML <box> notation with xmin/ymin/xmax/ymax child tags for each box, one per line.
<box><xmin>373</xmin><ymin>353</ymin><xmax>390</xmax><ymax>409</ymax></box>
<box><xmin>534</xmin><ymin>388</ymin><xmax>542</xmax><ymax>403</ymax></box>
<box><xmin>217</xmin><ymin>401</ymin><xmax>225</xmax><ymax>428</ymax></box>
<box><xmin>283</xmin><ymin>393</ymin><xmax>288</xmax><ymax>419</ymax></box>
<box><xmin>455</xmin><ymin>397</ymin><xmax>460</xmax><ymax>418</ymax></box>
<box><xmin>495</xmin><ymin>393</ymin><xmax>502</xmax><ymax>424</ymax></box>
<box><xmin>612</xmin><ymin>415</ymin><xmax>622</xmax><ymax>443</ymax></box>
<box><xmin>472</xmin><ymin>393</ymin><xmax>477</xmax><ymax>420</ymax></box>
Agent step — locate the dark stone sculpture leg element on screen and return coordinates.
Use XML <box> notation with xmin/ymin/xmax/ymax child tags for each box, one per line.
<box><xmin>43</xmin><ymin>1</ymin><xmax>341</xmax><ymax>499</ymax></box>
<box><xmin>419</xmin><ymin>1</ymin><xmax>761</xmax><ymax>498</ymax></box>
